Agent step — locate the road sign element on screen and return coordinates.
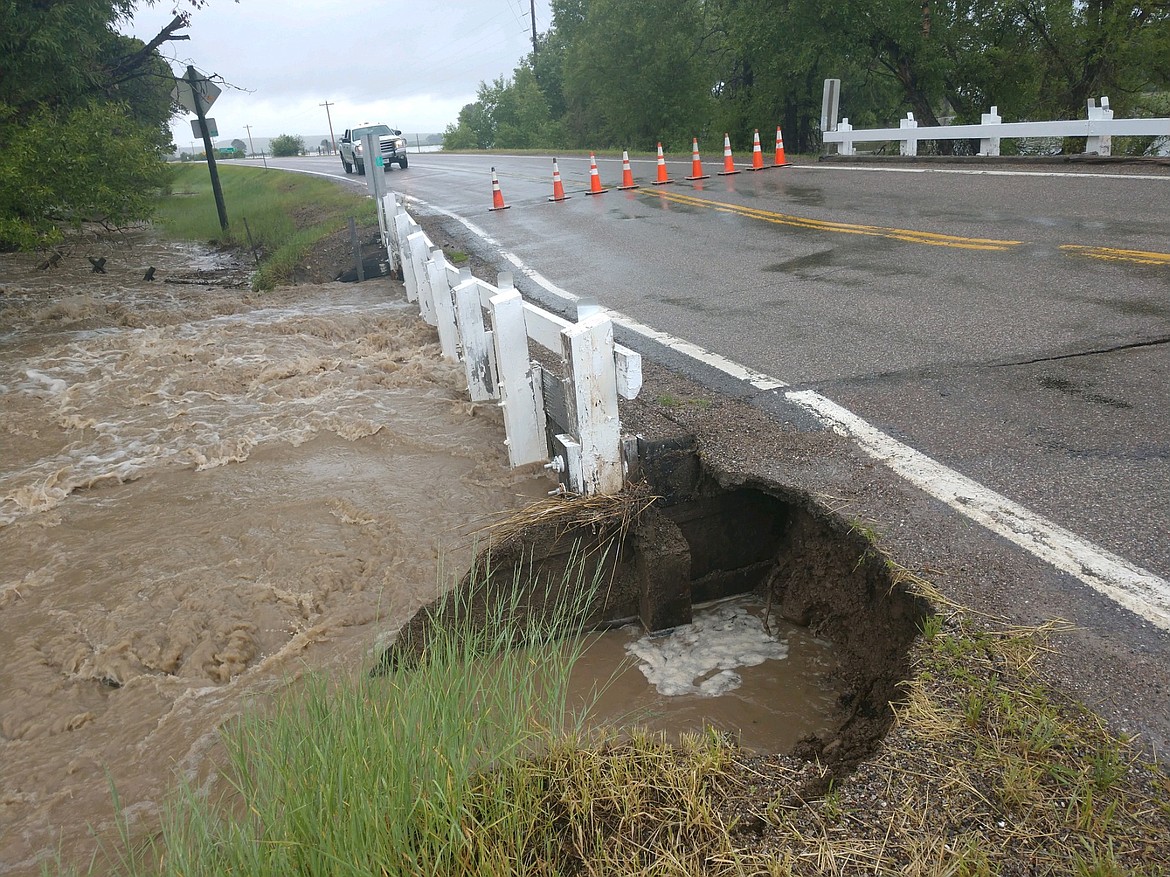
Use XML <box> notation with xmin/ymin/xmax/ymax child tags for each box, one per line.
<box><xmin>172</xmin><ymin>76</ymin><xmax>221</xmax><ymax>115</ymax></box>
<box><xmin>191</xmin><ymin>118</ymin><xmax>218</xmax><ymax>138</ymax></box>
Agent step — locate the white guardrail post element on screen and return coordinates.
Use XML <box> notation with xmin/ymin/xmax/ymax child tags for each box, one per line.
<box><xmin>836</xmin><ymin>118</ymin><xmax>854</xmax><ymax>156</ymax></box>
<box><xmin>560</xmin><ymin>309</ymin><xmax>622</xmax><ymax>495</ymax></box>
<box><xmin>899</xmin><ymin>113</ymin><xmax>919</xmax><ymax>156</ymax></box>
<box><xmin>452</xmin><ymin>271</ymin><xmax>497</xmax><ymax>403</ymax></box>
<box><xmin>408</xmin><ymin>231</ymin><xmax>436</xmax><ymax>326</ymax></box>
<box><xmin>395</xmin><ymin>212</ymin><xmax>419</xmax><ymax>303</ymax></box>
<box><xmin>821</xmin><ymin>79</ymin><xmax>1169</xmax><ymax>155</ymax></box>
<box><xmin>979</xmin><ymin>106</ymin><xmax>1002</xmax><ymax>156</ymax></box>
<box><xmin>489</xmin><ymin>272</ymin><xmax>548</xmax><ymax>467</ymax></box>
<box><xmin>425</xmin><ymin>247</ymin><xmax>459</xmax><ymax>360</ymax></box>
<box><xmin>1087</xmin><ymin>97</ymin><xmax>1114</xmax><ymax>156</ymax></box>
<box><xmin>382</xmin><ymin>194</ymin><xmax>400</xmax><ymax>273</ymax></box>
<box><xmin>383</xmin><ymin>199</ymin><xmax>640</xmax><ymax>495</ymax></box>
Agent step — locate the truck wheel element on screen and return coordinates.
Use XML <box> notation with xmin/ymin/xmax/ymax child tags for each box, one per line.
<box><xmin>398</xmin><ymin>155</ymin><xmax>408</xmax><ymax>169</ymax></box>
<box><xmin>355</xmin><ymin>158</ymin><xmax>365</xmax><ymax>175</ymax></box>
<box><xmin>342</xmin><ymin>158</ymin><xmax>352</xmax><ymax>174</ymax></box>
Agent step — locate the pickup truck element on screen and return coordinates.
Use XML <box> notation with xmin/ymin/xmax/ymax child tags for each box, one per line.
<box><xmin>339</xmin><ymin>124</ymin><xmax>408</xmax><ymax>175</ymax></box>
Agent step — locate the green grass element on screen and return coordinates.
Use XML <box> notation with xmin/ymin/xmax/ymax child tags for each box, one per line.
<box><xmin>655</xmin><ymin>393</ymin><xmax>713</xmax><ymax>410</ymax></box>
<box><xmin>83</xmin><ymin>553</ymin><xmax>615</xmax><ymax>876</ymax></box>
<box><xmin>155</xmin><ymin>164</ymin><xmax>376</xmax><ymax>290</ymax></box>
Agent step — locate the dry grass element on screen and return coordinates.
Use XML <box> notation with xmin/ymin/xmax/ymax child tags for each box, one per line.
<box><xmin>467</xmin><ymin>482</ymin><xmax>659</xmax><ymax>548</ymax></box>
<box><xmin>469</xmin><ymin>728</ymin><xmax>752</xmax><ymax>876</ymax></box>
<box><xmin>745</xmin><ymin>560</ymin><xmax>1170</xmax><ymax>876</ymax></box>
<box><xmin>446</xmin><ymin>509</ymin><xmax>1170</xmax><ymax>876</ymax></box>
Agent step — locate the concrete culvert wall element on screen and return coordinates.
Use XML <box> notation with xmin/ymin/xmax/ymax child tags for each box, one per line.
<box><xmin>379</xmin><ymin>443</ymin><xmax>931</xmax><ymax>765</ymax></box>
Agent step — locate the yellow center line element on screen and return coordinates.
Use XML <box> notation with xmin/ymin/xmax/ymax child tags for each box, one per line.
<box><xmin>1060</xmin><ymin>245</ymin><xmax>1170</xmax><ymax>266</ymax></box>
<box><xmin>647</xmin><ymin>188</ymin><xmax>1026</xmax><ymax>251</ymax></box>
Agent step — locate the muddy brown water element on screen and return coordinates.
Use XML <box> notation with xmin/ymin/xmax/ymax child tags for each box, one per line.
<box><xmin>0</xmin><ymin>236</ymin><xmax>838</xmax><ymax>874</ymax></box>
<box><xmin>575</xmin><ymin>603</ymin><xmax>840</xmax><ymax>753</ymax></box>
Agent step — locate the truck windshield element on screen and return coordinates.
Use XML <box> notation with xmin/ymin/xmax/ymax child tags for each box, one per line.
<box><xmin>352</xmin><ymin>125</ymin><xmax>392</xmax><ymax>139</ymax></box>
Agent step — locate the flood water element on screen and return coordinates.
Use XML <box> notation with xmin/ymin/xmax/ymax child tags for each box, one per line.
<box><xmin>578</xmin><ymin>599</ymin><xmax>840</xmax><ymax>753</ymax></box>
<box><xmin>0</xmin><ymin>237</ymin><xmax>554</xmax><ymax>874</ymax></box>
<box><xmin>0</xmin><ymin>235</ymin><xmax>839</xmax><ymax>875</ymax></box>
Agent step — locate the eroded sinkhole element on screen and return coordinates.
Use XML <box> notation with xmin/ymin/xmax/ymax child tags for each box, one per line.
<box><xmin>382</xmin><ymin>438</ymin><xmax>930</xmax><ymax>765</ymax></box>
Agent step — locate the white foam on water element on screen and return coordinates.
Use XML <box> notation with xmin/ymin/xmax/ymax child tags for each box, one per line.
<box><xmin>625</xmin><ymin>602</ymin><xmax>789</xmax><ymax>697</ymax></box>
<box><xmin>0</xmin><ymin>284</ymin><xmax>463</xmax><ymax>522</ymax></box>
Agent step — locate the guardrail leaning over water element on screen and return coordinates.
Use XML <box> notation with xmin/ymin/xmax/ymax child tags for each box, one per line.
<box><xmin>379</xmin><ymin>193</ymin><xmax>642</xmax><ymax>497</ymax></box>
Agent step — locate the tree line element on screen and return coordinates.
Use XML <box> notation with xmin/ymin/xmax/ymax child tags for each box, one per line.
<box><xmin>0</xmin><ymin>0</ymin><xmax>183</xmax><ymax>250</ymax></box>
<box><xmin>444</xmin><ymin>0</ymin><xmax>1170</xmax><ymax>155</ymax></box>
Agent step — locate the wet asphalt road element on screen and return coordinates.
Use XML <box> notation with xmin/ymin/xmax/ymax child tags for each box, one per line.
<box><xmin>250</xmin><ymin>151</ymin><xmax>1170</xmax><ymax>741</ymax></box>
<box><xmin>272</xmin><ymin>151</ymin><xmax>1169</xmax><ymax>576</ymax></box>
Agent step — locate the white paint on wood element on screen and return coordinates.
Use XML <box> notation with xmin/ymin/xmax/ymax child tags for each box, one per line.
<box><xmin>408</xmin><ymin>231</ymin><xmax>436</xmax><ymax>326</ymax></box>
<box><xmin>561</xmin><ymin>312</ymin><xmax>622</xmax><ymax>495</ymax></box>
<box><xmin>453</xmin><ymin>277</ymin><xmax>497</xmax><ymax>402</ymax></box>
<box><xmin>426</xmin><ymin>248</ymin><xmax>459</xmax><ymax>360</ymax></box>
<box><xmin>395</xmin><ymin>213</ymin><xmax>418</xmax><ymax>302</ymax></box>
<box><xmin>490</xmin><ymin>286</ymin><xmax>548</xmax><ymax>466</ymax></box>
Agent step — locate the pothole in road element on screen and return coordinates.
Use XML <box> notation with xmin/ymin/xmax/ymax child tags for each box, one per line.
<box><xmin>382</xmin><ymin>437</ymin><xmax>930</xmax><ymax>764</ymax></box>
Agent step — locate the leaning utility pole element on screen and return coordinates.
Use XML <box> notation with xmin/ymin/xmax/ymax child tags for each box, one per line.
<box><xmin>320</xmin><ymin>100</ymin><xmax>337</xmax><ymax>153</ymax></box>
<box><xmin>244</xmin><ymin>123</ymin><xmax>256</xmax><ymax>157</ymax></box>
<box><xmin>187</xmin><ymin>65</ymin><xmax>228</xmax><ymax>232</ymax></box>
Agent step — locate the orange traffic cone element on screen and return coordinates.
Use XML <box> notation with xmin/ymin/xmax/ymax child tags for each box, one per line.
<box><xmin>489</xmin><ymin>167</ymin><xmax>510</xmax><ymax>210</ymax></box>
<box><xmin>685</xmin><ymin>137</ymin><xmax>709</xmax><ymax>180</ymax></box>
<box><xmin>617</xmin><ymin>150</ymin><xmax>638</xmax><ymax>190</ymax></box>
<box><xmin>749</xmin><ymin>129</ymin><xmax>766</xmax><ymax>171</ymax></box>
<box><xmin>549</xmin><ymin>158</ymin><xmax>570</xmax><ymax>202</ymax></box>
<box><xmin>585</xmin><ymin>152</ymin><xmax>608</xmax><ymax>195</ymax></box>
<box><xmin>651</xmin><ymin>142</ymin><xmax>673</xmax><ymax>185</ymax></box>
<box><xmin>773</xmin><ymin>126</ymin><xmax>788</xmax><ymax>167</ymax></box>
<box><xmin>717</xmin><ymin>133</ymin><xmax>740</xmax><ymax>175</ymax></box>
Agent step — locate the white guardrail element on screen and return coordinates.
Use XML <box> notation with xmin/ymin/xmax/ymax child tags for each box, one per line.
<box><xmin>378</xmin><ymin>192</ymin><xmax>642</xmax><ymax>497</ymax></box>
<box><xmin>822</xmin><ymin>89</ymin><xmax>1170</xmax><ymax>157</ymax></box>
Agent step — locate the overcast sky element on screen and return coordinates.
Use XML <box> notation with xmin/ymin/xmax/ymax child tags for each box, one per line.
<box><xmin>125</xmin><ymin>0</ymin><xmax>550</xmax><ymax>149</ymax></box>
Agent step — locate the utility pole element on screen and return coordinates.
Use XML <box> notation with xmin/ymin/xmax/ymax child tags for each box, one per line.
<box><xmin>187</xmin><ymin>65</ymin><xmax>228</xmax><ymax>233</ymax></box>
<box><xmin>529</xmin><ymin>0</ymin><xmax>538</xmax><ymax>69</ymax></box>
<box><xmin>320</xmin><ymin>100</ymin><xmax>337</xmax><ymax>153</ymax></box>
<box><xmin>244</xmin><ymin>124</ymin><xmax>256</xmax><ymax>157</ymax></box>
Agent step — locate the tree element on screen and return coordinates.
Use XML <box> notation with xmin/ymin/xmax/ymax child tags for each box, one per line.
<box><xmin>444</xmin><ymin>102</ymin><xmax>492</xmax><ymax>149</ymax></box>
<box><xmin>0</xmin><ymin>102</ymin><xmax>170</xmax><ymax>248</ymax></box>
<box><xmin>270</xmin><ymin>134</ymin><xmax>304</xmax><ymax>157</ymax></box>
<box><xmin>443</xmin><ymin>0</ymin><xmax>1170</xmax><ymax>156</ymax></box>
<box><xmin>231</xmin><ymin>138</ymin><xmax>248</xmax><ymax>155</ymax></box>
<box><xmin>558</xmin><ymin>0</ymin><xmax>717</xmax><ymax>149</ymax></box>
<box><xmin>0</xmin><ymin>0</ymin><xmax>185</xmax><ymax>250</ymax></box>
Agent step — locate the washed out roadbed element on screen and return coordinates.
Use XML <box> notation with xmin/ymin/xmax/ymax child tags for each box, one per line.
<box><xmin>385</xmin><ymin>211</ymin><xmax>1170</xmax><ymax>874</ymax></box>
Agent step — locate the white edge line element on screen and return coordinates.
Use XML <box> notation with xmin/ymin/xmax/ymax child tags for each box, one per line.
<box><xmin>787</xmin><ymin>389</ymin><xmax>1170</xmax><ymax>630</ymax></box>
<box><xmin>402</xmin><ymin>193</ymin><xmax>1170</xmax><ymax>631</ymax></box>
<box><xmin>405</xmin><ymin>195</ymin><xmax>786</xmax><ymax>391</ymax></box>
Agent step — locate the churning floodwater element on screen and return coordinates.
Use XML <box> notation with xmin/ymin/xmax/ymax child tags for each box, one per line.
<box><xmin>0</xmin><ymin>233</ymin><xmax>839</xmax><ymax>875</ymax></box>
<box><xmin>0</xmin><ymin>236</ymin><xmax>555</xmax><ymax>874</ymax></box>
